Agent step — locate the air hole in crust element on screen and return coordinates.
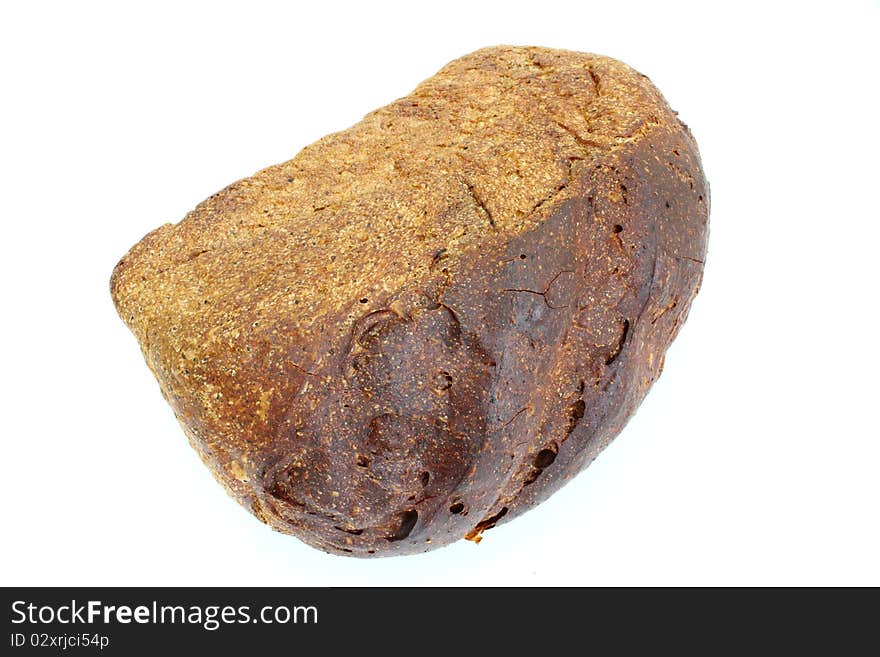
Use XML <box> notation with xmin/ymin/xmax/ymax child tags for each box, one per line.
<box><xmin>334</xmin><ymin>526</ymin><xmax>364</xmax><ymax>536</ymax></box>
<box><xmin>475</xmin><ymin>507</ymin><xmax>508</xmax><ymax>532</ymax></box>
<box><xmin>387</xmin><ymin>510</ymin><xmax>418</xmax><ymax>542</ymax></box>
<box><xmin>449</xmin><ymin>502</ymin><xmax>465</xmax><ymax>514</ymax></box>
<box><xmin>433</xmin><ymin>371</ymin><xmax>453</xmax><ymax>391</ymax></box>
<box><xmin>534</xmin><ymin>446</ymin><xmax>558</xmax><ymax>469</ymax></box>
<box><xmin>567</xmin><ymin>399</ymin><xmax>586</xmax><ymax>434</ymax></box>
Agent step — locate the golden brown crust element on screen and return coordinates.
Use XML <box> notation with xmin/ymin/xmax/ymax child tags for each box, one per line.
<box><xmin>111</xmin><ymin>46</ymin><xmax>708</xmax><ymax>556</ymax></box>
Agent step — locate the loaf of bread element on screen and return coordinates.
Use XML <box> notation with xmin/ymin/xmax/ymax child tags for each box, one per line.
<box><xmin>111</xmin><ymin>46</ymin><xmax>708</xmax><ymax>556</ymax></box>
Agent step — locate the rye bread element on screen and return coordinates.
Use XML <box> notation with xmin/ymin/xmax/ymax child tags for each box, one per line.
<box><xmin>111</xmin><ymin>46</ymin><xmax>709</xmax><ymax>556</ymax></box>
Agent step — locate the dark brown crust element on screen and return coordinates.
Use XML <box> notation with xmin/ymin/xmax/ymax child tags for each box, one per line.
<box><xmin>111</xmin><ymin>46</ymin><xmax>708</xmax><ymax>557</ymax></box>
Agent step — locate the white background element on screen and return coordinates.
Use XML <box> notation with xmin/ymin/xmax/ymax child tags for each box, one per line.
<box><xmin>2</xmin><ymin>1</ymin><xmax>878</xmax><ymax>586</ymax></box>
